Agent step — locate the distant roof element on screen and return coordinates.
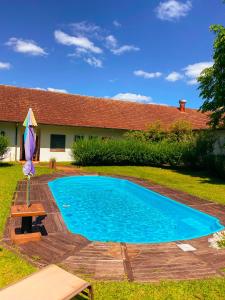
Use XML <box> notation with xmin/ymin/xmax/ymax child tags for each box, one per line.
<box><xmin>0</xmin><ymin>85</ymin><xmax>209</xmax><ymax>131</ymax></box>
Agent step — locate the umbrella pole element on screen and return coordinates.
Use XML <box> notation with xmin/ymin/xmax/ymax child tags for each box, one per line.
<box><xmin>26</xmin><ymin>175</ymin><xmax>31</xmax><ymax>207</ymax></box>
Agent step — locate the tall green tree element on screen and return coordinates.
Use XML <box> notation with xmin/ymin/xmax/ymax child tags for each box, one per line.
<box><xmin>198</xmin><ymin>25</ymin><xmax>225</xmax><ymax>128</ymax></box>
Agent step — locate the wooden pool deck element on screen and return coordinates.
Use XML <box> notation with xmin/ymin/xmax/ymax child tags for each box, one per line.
<box><xmin>3</xmin><ymin>171</ymin><xmax>225</xmax><ymax>282</ymax></box>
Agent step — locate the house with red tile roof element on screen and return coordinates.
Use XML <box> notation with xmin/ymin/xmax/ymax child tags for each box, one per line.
<box><xmin>0</xmin><ymin>85</ymin><xmax>211</xmax><ymax>162</ymax></box>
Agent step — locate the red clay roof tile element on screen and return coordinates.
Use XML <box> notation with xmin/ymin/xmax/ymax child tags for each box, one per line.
<box><xmin>0</xmin><ymin>85</ymin><xmax>209</xmax><ymax>130</ymax></box>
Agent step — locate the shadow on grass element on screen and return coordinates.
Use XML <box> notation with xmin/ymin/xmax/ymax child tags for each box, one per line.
<box><xmin>89</xmin><ymin>164</ymin><xmax>225</xmax><ymax>186</ymax></box>
<box><xmin>160</xmin><ymin>165</ymin><xmax>225</xmax><ymax>186</ymax></box>
<box><xmin>0</xmin><ymin>162</ymin><xmax>14</xmax><ymax>168</ymax></box>
<box><xmin>74</xmin><ymin>295</ymin><xmax>87</xmax><ymax>300</ymax></box>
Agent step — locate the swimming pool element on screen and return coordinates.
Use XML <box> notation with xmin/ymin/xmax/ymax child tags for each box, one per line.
<box><xmin>48</xmin><ymin>176</ymin><xmax>224</xmax><ymax>243</ymax></box>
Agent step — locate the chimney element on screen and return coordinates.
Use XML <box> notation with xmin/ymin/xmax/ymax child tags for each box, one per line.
<box><xmin>179</xmin><ymin>99</ymin><xmax>187</xmax><ymax>112</ymax></box>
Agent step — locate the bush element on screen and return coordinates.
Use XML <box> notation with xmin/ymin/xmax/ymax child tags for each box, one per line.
<box><xmin>168</xmin><ymin>120</ymin><xmax>193</xmax><ymax>142</ymax></box>
<box><xmin>0</xmin><ymin>135</ymin><xmax>9</xmax><ymax>159</ymax></box>
<box><xmin>123</xmin><ymin>130</ymin><xmax>148</xmax><ymax>142</ymax></box>
<box><xmin>124</xmin><ymin>120</ymin><xmax>194</xmax><ymax>143</ymax></box>
<box><xmin>146</xmin><ymin>121</ymin><xmax>166</xmax><ymax>142</ymax></box>
<box><xmin>72</xmin><ymin>139</ymin><xmax>193</xmax><ymax>167</ymax></box>
<box><xmin>183</xmin><ymin>131</ymin><xmax>216</xmax><ymax>168</ymax></box>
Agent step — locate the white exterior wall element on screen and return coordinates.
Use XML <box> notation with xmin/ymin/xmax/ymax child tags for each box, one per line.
<box><xmin>39</xmin><ymin>124</ymin><xmax>125</xmax><ymax>162</ymax></box>
<box><xmin>1</xmin><ymin>121</ymin><xmax>225</xmax><ymax>162</ymax></box>
<box><xmin>0</xmin><ymin>122</ymin><xmax>125</xmax><ymax>162</ymax></box>
<box><xmin>0</xmin><ymin>122</ymin><xmax>20</xmax><ymax>161</ymax></box>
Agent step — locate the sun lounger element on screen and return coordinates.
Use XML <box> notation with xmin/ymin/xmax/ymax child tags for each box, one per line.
<box><xmin>0</xmin><ymin>264</ymin><xmax>93</xmax><ymax>300</ymax></box>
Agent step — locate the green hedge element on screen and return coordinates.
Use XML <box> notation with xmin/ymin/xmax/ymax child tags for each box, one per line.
<box><xmin>72</xmin><ymin>139</ymin><xmax>195</xmax><ymax>167</ymax></box>
<box><xmin>72</xmin><ymin>133</ymin><xmax>224</xmax><ymax>178</ymax></box>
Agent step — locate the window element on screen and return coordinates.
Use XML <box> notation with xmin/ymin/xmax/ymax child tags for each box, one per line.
<box><xmin>50</xmin><ymin>134</ymin><xmax>66</xmax><ymax>152</ymax></box>
<box><xmin>89</xmin><ymin>136</ymin><xmax>98</xmax><ymax>140</ymax></box>
<box><xmin>0</xmin><ymin>131</ymin><xmax>5</xmax><ymax>136</ymax></box>
<box><xmin>74</xmin><ymin>135</ymin><xmax>84</xmax><ymax>142</ymax></box>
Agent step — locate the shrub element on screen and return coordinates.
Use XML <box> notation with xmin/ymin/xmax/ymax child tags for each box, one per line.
<box><xmin>168</xmin><ymin>120</ymin><xmax>193</xmax><ymax>142</ymax></box>
<box><xmin>123</xmin><ymin>130</ymin><xmax>148</xmax><ymax>142</ymax></box>
<box><xmin>183</xmin><ymin>131</ymin><xmax>216</xmax><ymax>168</ymax></box>
<box><xmin>0</xmin><ymin>135</ymin><xmax>9</xmax><ymax>159</ymax></box>
<box><xmin>124</xmin><ymin>121</ymin><xmax>168</xmax><ymax>142</ymax></box>
<box><xmin>124</xmin><ymin>120</ymin><xmax>193</xmax><ymax>143</ymax></box>
<box><xmin>146</xmin><ymin>121</ymin><xmax>167</xmax><ymax>142</ymax></box>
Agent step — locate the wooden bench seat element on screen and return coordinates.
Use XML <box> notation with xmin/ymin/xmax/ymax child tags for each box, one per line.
<box><xmin>0</xmin><ymin>264</ymin><xmax>93</xmax><ymax>300</ymax></box>
<box><xmin>11</xmin><ymin>230</ymin><xmax>41</xmax><ymax>244</ymax></box>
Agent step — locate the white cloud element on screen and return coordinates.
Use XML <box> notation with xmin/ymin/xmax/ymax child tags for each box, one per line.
<box><xmin>54</xmin><ymin>30</ymin><xmax>102</xmax><ymax>54</ymax></box>
<box><xmin>84</xmin><ymin>57</ymin><xmax>103</xmax><ymax>68</ymax></box>
<box><xmin>70</xmin><ymin>21</ymin><xmax>101</xmax><ymax>34</ymax></box>
<box><xmin>113</xmin><ymin>20</ymin><xmax>121</xmax><ymax>27</ymax></box>
<box><xmin>70</xmin><ymin>21</ymin><xmax>104</xmax><ymax>40</ymax></box>
<box><xmin>0</xmin><ymin>61</ymin><xmax>11</xmax><ymax>70</ymax></box>
<box><xmin>156</xmin><ymin>0</ymin><xmax>192</xmax><ymax>21</ymax></box>
<box><xmin>112</xmin><ymin>93</ymin><xmax>153</xmax><ymax>103</ymax></box>
<box><xmin>111</xmin><ymin>45</ymin><xmax>140</xmax><ymax>55</ymax></box>
<box><xmin>56</xmin><ymin>27</ymin><xmax>104</xmax><ymax>68</ymax></box>
<box><xmin>183</xmin><ymin>61</ymin><xmax>213</xmax><ymax>85</ymax></box>
<box><xmin>134</xmin><ymin>70</ymin><xmax>162</xmax><ymax>79</ymax></box>
<box><xmin>164</xmin><ymin>62</ymin><xmax>213</xmax><ymax>85</ymax></box>
<box><xmin>33</xmin><ymin>87</ymin><xmax>45</xmax><ymax>91</ymax></box>
<box><xmin>73</xmin><ymin>47</ymin><xmax>89</xmax><ymax>55</ymax></box>
<box><xmin>6</xmin><ymin>38</ymin><xmax>47</xmax><ymax>56</ymax></box>
<box><xmin>166</xmin><ymin>71</ymin><xmax>183</xmax><ymax>82</ymax></box>
<box><xmin>105</xmin><ymin>35</ymin><xmax>139</xmax><ymax>56</ymax></box>
<box><xmin>47</xmin><ymin>87</ymin><xmax>68</xmax><ymax>93</ymax></box>
<box><xmin>184</xmin><ymin>62</ymin><xmax>213</xmax><ymax>78</ymax></box>
<box><xmin>34</xmin><ymin>87</ymin><xmax>68</xmax><ymax>93</ymax></box>
<box><xmin>186</xmin><ymin>79</ymin><xmax>198</xmax><ymax>85</ymax></box>
<box><xmin>55</xmin><ymin>21</ymin><xmax>139</xmax><ymax>65</ymax></box>
<box><xmin>105</xmin><ymin>35</ymin><xmax>118</xmax><ymax>49</ymax></box>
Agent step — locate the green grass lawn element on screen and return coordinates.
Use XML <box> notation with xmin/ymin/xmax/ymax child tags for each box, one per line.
<box><xmin>0</xmin><ymin>247</ymin><xmax>36</xmax><ymax>288</ymax></box>
<box><xmin>83</xmin><ymin>166</ymin><xmax>225</xmax><ymax>205</ymax></box>
<box><xmin>0</xmin><ymin>163</ymin><xmax>225</xmax><ymax>299</ymax></box>
<box><xmin>0</xmin><ymin>163</ymin><xmax>53</xmax><ymax>236</ymax></box>
<box><xmin>0</xmin><ymin>163</ymin><xmax>53</xmax><ymax>287</ymax></box>
<box><xmin>92</xmin><ymin>279</ymin><xmax>225</xmax><ymax>300</ymax></box>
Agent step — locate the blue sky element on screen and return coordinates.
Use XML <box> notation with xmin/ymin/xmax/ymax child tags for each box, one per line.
<box><xmin>0</xmin><ymin>0</ymin><xmax>224</xmax><ymax>108</ymax></box>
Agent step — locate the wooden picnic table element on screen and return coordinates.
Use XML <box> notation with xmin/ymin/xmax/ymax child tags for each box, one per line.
<box><xmin>11</xmin><ymin>203</ymin><xmax>47</xmax><ymax>244</ymax></box>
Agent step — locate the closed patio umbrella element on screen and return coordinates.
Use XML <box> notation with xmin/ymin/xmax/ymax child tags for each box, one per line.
<box><xmin>23</xmin><ymin>108</ymin><xmax>37</xmax><ymax>207</ymax></box>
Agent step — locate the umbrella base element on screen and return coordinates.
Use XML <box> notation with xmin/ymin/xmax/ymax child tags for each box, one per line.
<box><xmin>21</xmin><ymin>216</ymin><xmax>32</xmax><ymax>233</ymax></box>
<box><xmin>10</xmin><ymin>203</ymin><xmax>47</xmax><ymax>244</ymax></box>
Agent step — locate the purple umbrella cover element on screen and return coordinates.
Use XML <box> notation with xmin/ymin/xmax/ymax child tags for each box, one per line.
<box><xmin>23</xmin><ymin>126</ymin><xmax>36</xmax><ymax>176</ymax></box>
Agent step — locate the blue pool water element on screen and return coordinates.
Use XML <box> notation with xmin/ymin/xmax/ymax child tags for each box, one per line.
<box><xmin>48</xmin><ymin>176</ymin><xmax>224</xmax><ymax>243</ymax></box>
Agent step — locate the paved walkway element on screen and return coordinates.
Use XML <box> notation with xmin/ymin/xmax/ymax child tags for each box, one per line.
<box><xmin>4</xmin><ymin>171</ymin><xmax>225</xmax><ymax>282</ymax></box>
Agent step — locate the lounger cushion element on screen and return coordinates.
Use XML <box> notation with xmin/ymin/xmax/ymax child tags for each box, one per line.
<box><xmin>0</xmin><ymin>264</ymin><xmax>91</xmax><ymax>300</ymax></box>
